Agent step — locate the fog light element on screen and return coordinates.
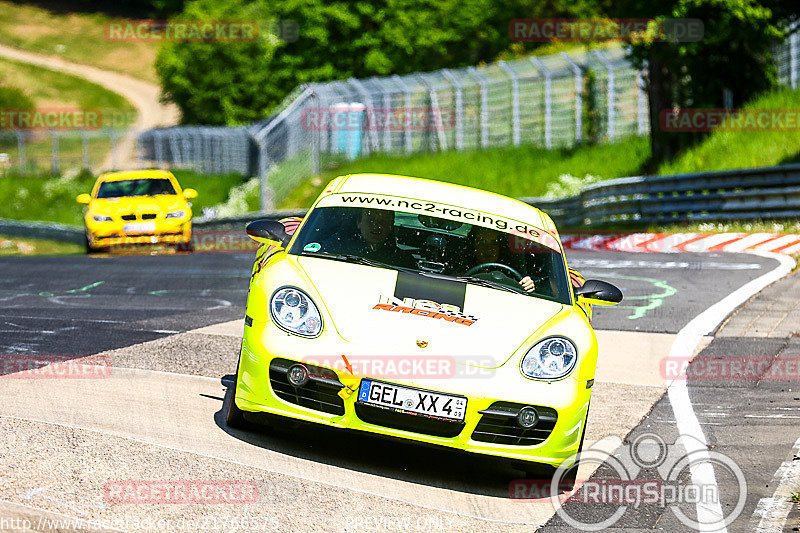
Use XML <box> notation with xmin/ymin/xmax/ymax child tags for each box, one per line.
<box><xmin>287</xmin><ymin>364</ymin><xmax>309</xmax><ymax>387</ymax></box>
<box><xmin>517</xmin><ymin>406</ymin><xmax>539</xmax><ymax>428</ymax></box>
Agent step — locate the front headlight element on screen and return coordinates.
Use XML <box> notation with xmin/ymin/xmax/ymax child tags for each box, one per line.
<box><xmin>93</xmin><ymin>214</ymin><xmax>113</xmax><ymax>222</ymax></box>
<box><xmin>269</xmin><ymin>286</ymin><xmax>323</xmax><ymax>338</ymax></box>
<box><xmin>520</xmin><ymin>336</ymin><xmax>578</xmax><ymax>380</ymax></box>
<box><xmin>165</xmin><ymin>210</ymin><xmax>185</xmax><ymax>219</ymax></box>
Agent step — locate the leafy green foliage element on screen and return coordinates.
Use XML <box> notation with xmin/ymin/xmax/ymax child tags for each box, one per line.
<box><xmin>156</xmin><ymin>0</ymin><xmax>603</xmax><ymax>125</ymax></box>
<box><xmin>619</xmin><ymin>0</ymin><xmax>797</xmax><ymax>163</ymax></box>
<box><xmin>0</xmin><ymin>86</ymin><xmax>34</xmax><ymax>110</ymax></box>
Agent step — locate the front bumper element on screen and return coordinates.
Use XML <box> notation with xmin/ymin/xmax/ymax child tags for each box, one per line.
<box><xmin>86</xmin><ymin>220</ymin><xmax>192</xmax><ymax>248</ymax></box>
<box><xmin>235</xmin><ymin>324</ymin><xmax>592</xmax><ymax>467</ymax></box>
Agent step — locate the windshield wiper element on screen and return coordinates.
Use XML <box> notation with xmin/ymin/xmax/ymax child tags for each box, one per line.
<box><xmin>299</xmin><ymin>251</ymin><xmax>414</xmax><ymax>272</ymax></box>
<box><xmin>455</xmin><ymin>275</ymin><xmax>524</xmax><ymax>294</ymax></box>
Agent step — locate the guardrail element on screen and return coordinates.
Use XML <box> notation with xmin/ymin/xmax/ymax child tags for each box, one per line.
<box><xmin>5</xmin><ymin>163</ymin><xmax>800</xmax><ymax>245</ymax></box>
<box><xmin>521</xmin><ymin>163</ymin><xmax>800</xmax><ymax>228</ymax></box>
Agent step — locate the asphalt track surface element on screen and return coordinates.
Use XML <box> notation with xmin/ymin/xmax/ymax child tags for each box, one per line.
<box><xmin>0</xmin><ymin>250</ymin><xmax>776</xmax><ymax>354</ymax></box>
<box><xmin>0</xmin><ymin>249</ymin><xmax>787</xmax><ymax>532</ymax></box>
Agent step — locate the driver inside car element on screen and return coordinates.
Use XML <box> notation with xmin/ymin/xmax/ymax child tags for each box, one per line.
<box><xmin>465</xmin><ymin>226</ymin><xmax>536</xmax><ymax>293</ymax></box>
<box><xmin>323</xmin><ymin>208</ymin><xmax>416</xmax><ymax>268</ymax></box>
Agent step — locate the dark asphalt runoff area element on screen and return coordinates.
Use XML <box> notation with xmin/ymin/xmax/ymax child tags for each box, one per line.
<box><xmin>0</xmin><ymin>250</ymin><xmax>778</xmax><ymax>359</ymax></box>
<box><xmin>543</xmin><ymin>269</ymin><xmax>800</xmax><ymax>532</ymax></box>
<box><xmin>0</xmin><ymin>248</ymin><xmax>790</xmax><ymax>532</ymax></box>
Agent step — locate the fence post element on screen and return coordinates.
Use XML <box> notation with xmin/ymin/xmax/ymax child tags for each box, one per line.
<box><xmin>378</xmin><ymin>79</ymin><xmax>393</xmax><ymax>152</ymax></box>
<box><xmin>498</xmin><ymin>61</ymin><xmax>520</xmax><ymax>146</ymax></box>
<box><xmin>135</xmin><ymin>132</ymin><xmax>143</xmax><ymax>169</ymax></box>
<box><xmin>81</xmin><ymin>131</ymin><xmax>90</xmax><ymax>169</ymax></box>
<box><xmin>593</xmin><ymin>50</ymin><xmax>616</xmax><ymax>141</ymax></box>
<box><xmin>109</xmin><ymin>130</ymin><xmax>119</xmax><ymax>170</ymax></box>
<box><xmin>637</xmin><ymin>68</ymin><xmax>648</xmax><ymax>135</ymax></box>
<box><xmin>529</xmin><ymin>57</ymin><xmax>552</xmax><ymax>149</ymax></box>
<box><xmin>51</xmin><ymin>131</ymin><xmax>59</xmax><ymax>174</ymax></box>
<box><xmin>791</xmin><ymin>29</ymin><xmax>799</xmax><ymax>89</ymax></box>
<box><xmin>416</xmin><ymin>74</ymin><xmax>447</xmax><ymax>152</ymax></box>
<box><xmin>348</xmin><ymin>78</ymin><xmax>378</xmax><ymax>155</ymax></box>
<box><xmin>561</xmin><ymin>53</ymin><xmax>583</xmax><ymax>145</ymax></box>
<box><xmin>16</xmin><ymin>132</ymin><xmax>25</xmax><ymax>171</ymax></box>
<box><xmin>467</xmin><ymin>67</ymin><xmax>489</xmax><ymax>148</ymax></box>
<box><xmin>441</xmin><ymin>69</ymin><xmax>463</xmax><ymax>151</ymax></box>
<box><xmin>391</xmin><ymin>74</ymin><xmax>413</xmax><ymax>154</ymax></box>
<box><xmin>311</xmin><ymin>91</ymin><xmax>320</xmax><ymax>175</ymax></box>
<box><xmin>153</xmin><ymin>131</ymin><xmax>163</xmax><ymax>166</ymax></box>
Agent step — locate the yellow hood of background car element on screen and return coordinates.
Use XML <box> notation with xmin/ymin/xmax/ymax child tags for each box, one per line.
<box><xmin>89</xmin><ymin>195</ymin><xmax>186</xmax><ymax>216</ymax></box>
<box><xmin>296</xmin><ymin>256</ymin><xmax>567</xmax><ymax>369</ymax></box>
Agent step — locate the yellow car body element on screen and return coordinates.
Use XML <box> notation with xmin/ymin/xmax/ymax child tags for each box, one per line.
<box><xmin>77</xmin><ymin>169</ymin><xmax>197</xmax><ymax>252</ymax></box>
<box><xmin>229</xmin><ymin>174</ymin><xmax>620</xmax><ymax>476</ymax></box>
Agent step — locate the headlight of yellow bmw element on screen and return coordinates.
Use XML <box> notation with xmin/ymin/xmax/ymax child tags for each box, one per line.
<box><xmin>93</xmin><ymin>214</ymin><xmax>113</xmax><ymax>222</ymax></box>
<box><xmin>520</xmin><ymin>336</ymin><xmax>578</xmax><ymax>381</ymax></box>
<box><xmin>165</xmin><ymin>209</ymin><xmax>185</xmax><ymax>219</ymax></box>
<box><xmin>269</xmin><ymin>286</ymin><xmax>323</xmax><ymax>338</ymax></box>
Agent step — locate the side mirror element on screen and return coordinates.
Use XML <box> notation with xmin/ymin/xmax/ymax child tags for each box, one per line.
<box><xmin>574</xmin><ymin>279</ymin><xmax>623</xmax><ymax>306</ymax></box>
<box><xmin>246</xmin><ymin>219</ymin><xmax>291</xmax><ymax>247</ymax></box>
<box><xmin>76</xmin><ymin>193</ymin><xmax>91</xmax><ymax>204</ymax></box>
<box><xmin>183</xmin><ymin>188</ymin><xmax>198</xmax><ymax>200</ymax></box>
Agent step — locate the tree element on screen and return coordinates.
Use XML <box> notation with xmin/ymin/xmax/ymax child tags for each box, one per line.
<box><xmin>157</xmin><ymin>0</ymin><xmax>602</xmax><ymax>125</ymax></box>
<box><xmin>621</xmin><ymin>0</ymin><xmax>797</xmax><ymax>165</ymax></box>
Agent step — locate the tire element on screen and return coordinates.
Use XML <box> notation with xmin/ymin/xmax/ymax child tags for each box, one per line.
<box><xmin>521</xmin><ymin>404</ymin><xmax>590</xmax><ymax>493</ymax></box>
<box><xmin>84</xmin><ymin>230</ymin><xmax>98</xmax><ymax>254</ymax></box>
<box><xmin>224</xmin><ymin>361</ymin><xmax>248</xmax><ymax>429</ymax></box>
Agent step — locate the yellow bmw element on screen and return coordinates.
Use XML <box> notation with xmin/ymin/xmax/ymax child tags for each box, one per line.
<box><xmin>226</xmin><ymin>174</ymin><xmax>621</xmax><ymax>486</ymax></box>
<box><xmin>77</xmin><ymin>169</ymin><xmax>197</xmax><ymax>253</ymax></box>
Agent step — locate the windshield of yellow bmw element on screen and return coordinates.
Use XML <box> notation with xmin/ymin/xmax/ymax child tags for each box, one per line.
<box><xmin>289</xmin><ymin>206</ymin><xmax>571</xmax><ymax>304</ymax></box>
<box><xmin>96</xmin><ymin>179</ymin><xmax>176</xmax><ymax>198</ymax></box>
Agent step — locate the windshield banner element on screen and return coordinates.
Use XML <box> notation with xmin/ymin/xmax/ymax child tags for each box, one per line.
<box><xmin>316</xmin><ymin>192</ymin><xmax>561</xmax><ymax>252</ymax></box>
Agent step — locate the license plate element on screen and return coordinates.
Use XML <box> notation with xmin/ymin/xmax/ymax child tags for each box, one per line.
<box><xmin>358</xmin><ymin>380</ymin><xmax>466</xmax><ymax>421</ymax></box>
<box><xmin>123</xmin><ymin>222</ymin><xmax>156</xmax><ymax>234</ymax></box>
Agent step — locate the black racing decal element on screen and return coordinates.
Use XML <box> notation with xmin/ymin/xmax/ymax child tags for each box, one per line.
<box><xmin>393</xmin><ymin>271</ymin><xmax>466</xmax><ymax>310</ymax></box>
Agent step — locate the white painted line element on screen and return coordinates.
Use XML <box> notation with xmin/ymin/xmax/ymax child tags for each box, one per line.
<box><xmin>752</xmin><ymin>437</ymin><xmax>800</xmax><ymax>532</ymax></box>
<box><xmin>666</xmin><ymin>251</ymin><xmax>795</xmax><ymax>532</ymax></box>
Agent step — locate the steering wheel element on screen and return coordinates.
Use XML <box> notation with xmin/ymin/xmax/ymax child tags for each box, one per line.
<box><xmin>465</xmin><ymin>262</ymin><xmax>523</xmax><ymax>280</ymax></box>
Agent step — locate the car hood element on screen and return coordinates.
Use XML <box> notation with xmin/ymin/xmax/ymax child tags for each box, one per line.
<box><xmin>89</xmin><ymin>196</ymin><xmax>185</xmax><ymax>215</ymax></box>
<box><xmin>296</xmin><ymin>256</ymin><xmax>566</xmax><ymax>368</ymax></box>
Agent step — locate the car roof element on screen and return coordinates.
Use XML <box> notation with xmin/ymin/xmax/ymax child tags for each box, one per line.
<box><xmin>328</xmin><ymin>173</ymin><xmax>559</xmax><ymax>236</ymax></box>
<box><xmin>97</xmin><ymin>170</ymin><xmax>177</xmax><ymax>183</ymax></box>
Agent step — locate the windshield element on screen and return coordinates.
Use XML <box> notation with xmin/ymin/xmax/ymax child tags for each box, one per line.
<box><xmin>289</xmin><ymin>206</ymin><xmax>571</xmax><ymax>304</ymax></box>
<box><xmin>96</xmin><ymin>179</ymin><xmax>176</xmax><ymax>198</ymax></box>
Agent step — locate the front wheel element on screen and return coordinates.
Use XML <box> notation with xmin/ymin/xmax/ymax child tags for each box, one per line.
<box><xmin>84</xmin><ymin>230</ymin><xmax>101</xmax><ymax>254</ymax></box>
<box><xmin>224</xmin><ymin>362</ymin><xmax>248</xmax><ymax>429</ymax></box>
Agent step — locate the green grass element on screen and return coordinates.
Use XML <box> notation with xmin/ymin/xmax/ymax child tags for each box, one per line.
<box><xmin>0</xmin><ymin>55</ymin><xmax>137</xmax><ymax>174</ymax></box>
<box><xmin>276</xmin><ymin>137</ymin><xmax>651</xmax><ymax>208</ymax></box>
<box><xmin>658</xmin><ymin>88</ymin><xmax>800</xmax><ymax>174</ymax></box>
<box><xmin>0</xmin><ymin>170</ymin><xmax>247</xmax><ymax>226</ymax></box>
<box><xmin>0</xmin><ymin>235</ymin><xmax>82</xmax><ymax>255</ymax></box>
<box><xmin>0</xmin><ymin>1</ymin><xmax>158</xmax><ymax>83</ymax></box>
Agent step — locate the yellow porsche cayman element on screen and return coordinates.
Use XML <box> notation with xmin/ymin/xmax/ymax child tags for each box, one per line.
<box><xmin>226</xmin><ymin>174</ymin><xmax>621</xmax><ymax>486</ymax></box>
<box><xmin>77</xmin><ymin>169</ymin><xmax>197</xmax><ymax>253</ymax></box>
